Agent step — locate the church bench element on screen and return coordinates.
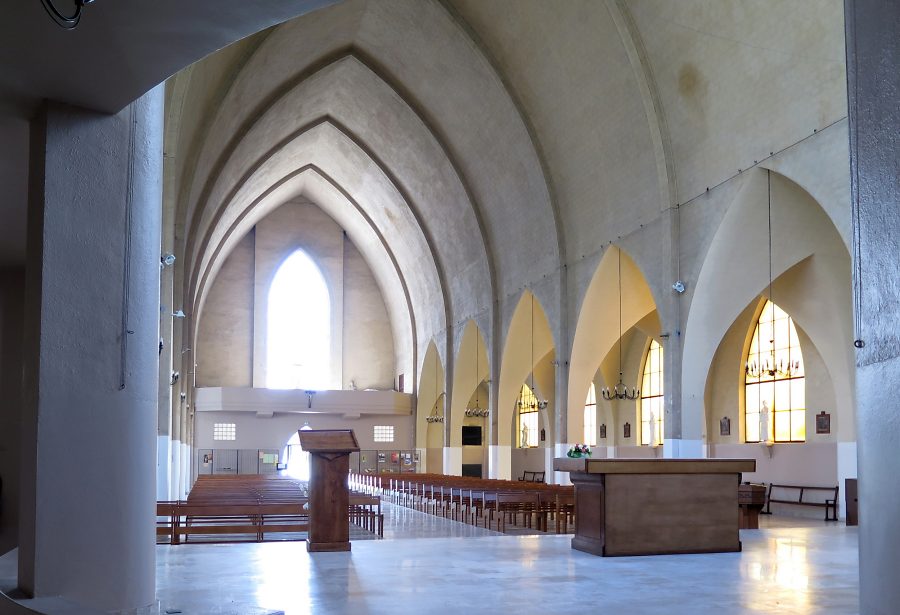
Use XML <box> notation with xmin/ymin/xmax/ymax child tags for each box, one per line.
<box><xmin>519</xmin><ymin>471</ymin><xmax>545</xmax><ymax>483</ymax></box>
<box><xmin>763</xmin><ymin>484</ymin><xmax>839</xmax><ymax>521</ymax></box>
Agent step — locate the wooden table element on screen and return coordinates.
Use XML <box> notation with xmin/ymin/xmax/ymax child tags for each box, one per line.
<box><xmin>553</xmin><ymin>457</ymin><xmax>756</xmax><ymax>556</ymax></box>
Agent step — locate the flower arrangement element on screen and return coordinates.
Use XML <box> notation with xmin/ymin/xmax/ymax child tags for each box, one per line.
<box><xmin>566</xmin><ymin>444</ymin><xmax>592</xmax><ymax>458</ymax></box>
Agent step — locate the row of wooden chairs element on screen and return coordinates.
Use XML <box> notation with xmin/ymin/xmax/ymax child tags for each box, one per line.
<box><xmin>351</xmin><ymin>472</ymin><xmax>576</xmax><ymax>534</ymax></box>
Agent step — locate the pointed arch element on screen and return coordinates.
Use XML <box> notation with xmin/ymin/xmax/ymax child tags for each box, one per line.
<box><xmin>496</xmin><ymin>290</ymin><xmax>554</xmax><ymax>478</ymax></box>
<box><xmin>449</xmin><ymin>320</ymin><xmax>489</xmax><ymax>447</ymax></box>
<box><xmin>682</xmin><ymin>169</ymin><xmax>853</xmax><ymax>451</ymax></box>
<box><xmin>567</xmin><ymin>245</ymin><xmax>658</xmax><ymax>444</ymax></box>
<box><xmin>415</xmin><ymin>341</ymin><xmax>445</xmax><ymax>473</ymax></box>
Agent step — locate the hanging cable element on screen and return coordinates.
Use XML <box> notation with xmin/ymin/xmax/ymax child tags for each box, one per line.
<box><xmin>40</xmin><ymin>0</ymin><xmax>95</xmax><ymax>30</ymax></box>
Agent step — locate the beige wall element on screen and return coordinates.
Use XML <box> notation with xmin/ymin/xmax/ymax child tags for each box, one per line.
<box><xmin>196</xmin><ymin>231</ymin><xmax>254</xmax><ymax>387</ymax></box>
<box><xmin>196</xmin><ymin>198</ymin><xmax>395</xmax><ymax>390</ymax></box>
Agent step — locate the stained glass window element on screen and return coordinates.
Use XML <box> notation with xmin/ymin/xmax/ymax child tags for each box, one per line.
<box><xmin>640</xmin><ymin>340</ymin><xmax>664</xmax><ymax>446</ymax></box>
<box><xmin>745</xmin><ymin>300</ymin><xmax>805</xmax><ymax>443</ymax></box>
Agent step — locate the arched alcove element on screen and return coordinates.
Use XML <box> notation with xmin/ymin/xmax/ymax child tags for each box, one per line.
<box><xmin>567</xmin><ymin>245</ymin><xmax>658</xmax><ymax>448</ymax></box>
<box><xmin>682</xmin><ymin>169</ymin><xmax>853</xmax><ymax>451</ymax></box>
<box><xmin>495</xmin><ymin>290</ymin><xmax>554</xmax><ymax>479</ymax></box>
<box><xmin>415</xmin><ymin>341</ymin><xmax>445</xmax><ymax>473</ymax></box>
<box><xmin>683</xmin><ymin>169</ymin><xmax>854</xmax><ymax>490</ymax></box>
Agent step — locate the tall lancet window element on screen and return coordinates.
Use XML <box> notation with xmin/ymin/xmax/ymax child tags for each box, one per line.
<box><xmin>640</xmin><ymin>340</ymin><xmax>664</xmax><ymax>446</ymax></box>
<box><xmin>745</xmin><ymin>300</ymin><xmax>805</xmax><ymax>443</ymax></box>
<box><xmin>267</xmin><ymin>249</ymin><xmax>331</xmax><ymax>389</ymax></box>
<box><xmin>517</xmin><ymin>384</ymin><xmax>540</xmax><ymax>448</ymax></box>
<box><xmin>583</xmin><ymin>383</ymin><xmax>597</xmax><ymax>446</ymax></box>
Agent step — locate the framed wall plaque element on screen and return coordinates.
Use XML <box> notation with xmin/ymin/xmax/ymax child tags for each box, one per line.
<box><xmin>720</xmin><ymin>416</ymin><xmax>731</xmax><ymax>436</ymax></box>
<box><xmin>623</xmin><ymin>422</ymin><xmax>631</xmax><ymax>439</ymax></box>
<box><xmin>816</xmin><ymin>411</ymin><xmax>831</xmax><ymax>434</ymax></box>
<box><xmin>599</xmin><ymin>424</ymin><xmax>607</xmax><ymax>439</ymax></box>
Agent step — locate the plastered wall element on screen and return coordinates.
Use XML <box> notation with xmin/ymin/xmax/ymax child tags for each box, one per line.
<box><xmin>196</xmin><ymin>198</ymin><xmax>395</xmax><ymax>390</ymax></box>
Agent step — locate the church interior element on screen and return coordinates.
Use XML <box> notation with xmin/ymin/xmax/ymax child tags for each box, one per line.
<box><xmin>0</xmin><ymin>1</ymin><xmax>897</xmax><ymax>613</ymax></box>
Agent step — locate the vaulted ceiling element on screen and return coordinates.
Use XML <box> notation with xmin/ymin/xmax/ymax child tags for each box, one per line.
<box><xmin>164</xmin><ymin>0</ymin><xmax>845</xmax><ymax>372</ymax></box>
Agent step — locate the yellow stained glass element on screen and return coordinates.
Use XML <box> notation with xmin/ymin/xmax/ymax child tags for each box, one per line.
<box><xmin>744</xmin><ymin>300</ymin><xmax>805</xmax><ymax>442</ymax></box>
<box><xmin>583</xmin><ymin>383</ymin><xmax>597</xmax><ymax>446</ymax></box>
<box><xmin>517</xmin><ymin>384</ymin><xmax>540</xmax><ymax>448</ymax></box>
<box><xmin>640</xmin><ymin>340</ymin><xmax>664</xmax><ymax>446</ymax></box>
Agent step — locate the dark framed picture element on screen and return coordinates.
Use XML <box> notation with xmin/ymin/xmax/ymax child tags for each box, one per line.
<box><xmin>816</xmin><ymin>411</ymin><xmax>831</xmax><ymax>434</ymax></box>
<box><xmin>377</xmin><ymin>452</ymin><xmax>386</xmax><ymax>463</ymax></box>
<box><xmin>624</xmin><ymin>422</ymin><xmax>631</xmax><ymax>439</ymax></box>
<box><xmin>720</xmin><ymin>416</ymin><xmax>731</xmax><ymax>436</ymax></box>
<box><xmin>599</xmin><ymin>424</ymin><xmax>607</xmax><ymax>439</ymax></box>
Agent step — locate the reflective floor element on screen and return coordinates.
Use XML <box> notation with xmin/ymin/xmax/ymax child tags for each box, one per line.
<box><xmin>156</xmin><ymin>503</ymin><xmax>860</xmax><ymax>615</ymax></box>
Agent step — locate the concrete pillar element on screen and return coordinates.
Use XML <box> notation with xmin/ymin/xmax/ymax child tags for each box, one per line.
<box><xmin>19</xmin><ymin>88</ymin><xmax>163</xmax><ymax>612</ymax></box>
<box><xmin>845</xmin><ymin>2</ymin><xmax>900</xmax><ymax>613</ymax></box>
<box><xmin>553</xmin><ymin>359</ymin><xmax>569</xmax><ymax>484</ymax></box>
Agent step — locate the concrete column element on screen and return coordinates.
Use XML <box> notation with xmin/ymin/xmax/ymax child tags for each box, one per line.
<box><xmin>845</xmin><ymin>2</ymin><xmax>900</xmax><ymax>613</ymax></box>
<box><xmin>553</xmin><ymin>359</ymin><xmax>569</xmax><ymax>484</ymax></box>
<box><xmin>20</xmin><ymin>88</ymin><xmax>163</xmax><ymax>612</ymax></box>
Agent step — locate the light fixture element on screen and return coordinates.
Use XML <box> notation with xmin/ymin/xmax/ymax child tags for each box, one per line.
<box><xmin>172</xmin><ymin>310</ymin><xmax>186</xmax><ymax>318</ymax></box>
<box><xmin>426</xmin><ymin>353</ymin><xmax>445</xmax><ymax>423</ymax></box>
<box><xmin>467</xmin><ymin>331</ymin><xmax>489</xmax><ymax>418</ymax></box>
<box><xmin>602</xmin><ymin>249</ymin><xmax>640</xmax><ymax>400</ymax></box>
<box><xmin>426</xmin><ymin>393</ymin><xmax>446</xmax><ymax>423</ymax></box>
<box><xmin>160</xmin><ymin>254</ymin><xmax>176</xmax><ymax>268</ymax></box>
<box><xmin>745</xmin><ymin>171</ymin><xmax>801</xmax><ymax>380</ymax></box>
<box><xmin>518</xmin><ymin>293</ymin><xmax>549</xmax><ymax>411</ymax></box>
<box><xmin>40</xmin><ymin>0</ymin><xmax>95</xmax><ymax>30</ymax></box>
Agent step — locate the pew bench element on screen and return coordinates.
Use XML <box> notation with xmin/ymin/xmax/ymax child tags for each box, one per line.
<box><xmin>763</xmin><ymin>484</ymin><xmax>839</xmax><ymax>521</ymax></box>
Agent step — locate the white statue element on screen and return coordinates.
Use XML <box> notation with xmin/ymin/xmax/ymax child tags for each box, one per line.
<box><xmin>759</xmin><ymin>400</ymin><xmax>771</xmax><ymax>444</ymax></box>
<box><xmin>521</xmin><ymin>424</ymin><xmax>529</xmax><ymax>447</ymax></box>
<box><xmin>647</xmin><ymin>408</ymin><xmax>657</xmax><ymax>446</ymax></box>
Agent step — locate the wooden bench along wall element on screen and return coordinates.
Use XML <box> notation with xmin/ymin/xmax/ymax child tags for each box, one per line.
<box><xmin>763</xmin><ymin>483</ymin><xmax>839</xmax><ymax>521</ymax></box>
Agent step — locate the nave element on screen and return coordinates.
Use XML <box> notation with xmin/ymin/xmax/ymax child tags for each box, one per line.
<box><xmin>151</xmin><ymin>507</ymin><xmax>858</xmax><ymax>614</ymax></box>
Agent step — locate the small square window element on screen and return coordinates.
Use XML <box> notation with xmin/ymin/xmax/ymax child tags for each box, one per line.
<box><xmin>213</xmin><ymin>423</ymin><xmax>236</xmax><ymax>441</ymax></box>
<box><xmin>373</xmin><ymin>425</ymin><xmax>394</xmax><ymax>443</ymax></box>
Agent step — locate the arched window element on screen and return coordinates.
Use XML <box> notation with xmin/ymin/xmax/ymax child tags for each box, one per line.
<box><xmin>583</xmin><ymin>383</ymin><xmax>597</xmax><ymax>446</ymax></box>
<box><xmin>640</xmin><ymin>339</ymin><xmax>664</xmax><ymax>446</ymax></box>
<box><xmin>267</xmin><ymin>249</ymin><xmax>330</xmax><ymax>389</ymax></box>
<box><xmin>745</xmin><ymin>300</ymin><xmax>805</xmax><ymax>443</ymax></box>
<box><xmin>517</xmin><ymin>384</ymin><xmax>540</xmax><ymax>448</ymax></box>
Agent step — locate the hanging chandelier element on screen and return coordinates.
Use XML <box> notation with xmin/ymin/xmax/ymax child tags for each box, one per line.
<box><xmin>602</xmin><ymin>249</ymin><xmax>640</xmax><ymax>401</ymax></box>
<box><xmin>518</xmin><ymin>293</ymin><xmax>549</xmax><ymax>410</ymax></box>
<box><xmin>745</xmin><ymin>170</ymin><xmax>802</xmax><ymax>380</ymax></box>
<box><xmin>467</xmin><ymin>333</ymin><xmax>490</xmax><ymax>417</ymax></box>
<box><xmin>425</xmin><ymin>353</ymin><xmax>445</xmax><ymax>423</ymax></box>
<box><xmin>426</xmin><ymin>393</ymin><xmax>445</xmax><ymax>423</ymax></box>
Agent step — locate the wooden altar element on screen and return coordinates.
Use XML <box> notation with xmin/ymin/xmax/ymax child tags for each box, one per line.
<box><xmin>297</xmin><ymin>429</ymin><xmax>360</xmax><ymax>552</ymax></box>
<box><xmin>553</xmin><ymin>457</ymin><xmax>756</xmax><ymax>556</ymax></box>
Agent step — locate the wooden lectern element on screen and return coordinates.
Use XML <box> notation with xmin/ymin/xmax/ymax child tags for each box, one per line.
<box><xmin>297</xmin><ymin>429</ymin><xmax>360</xmax><ymax>552</ymax></box>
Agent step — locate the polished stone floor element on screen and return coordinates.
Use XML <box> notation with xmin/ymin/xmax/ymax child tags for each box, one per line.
<box><xmin>155</xmin><ymin>503</ymin><xmax>859</xmax><ymax>615</ymax></box>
